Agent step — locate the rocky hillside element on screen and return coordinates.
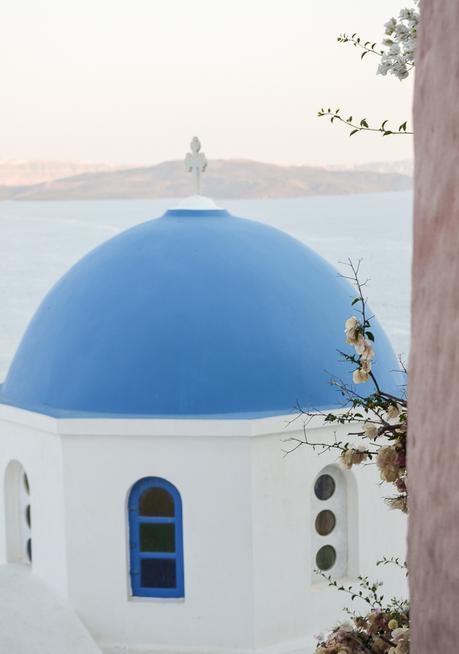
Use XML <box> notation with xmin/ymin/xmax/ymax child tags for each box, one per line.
<box><xmin>1</xmin><ymin>159</ymin><xmax>412</xmax><ymax>201</ymax></box>
<box><xmin>0</xmin><ymin>160</ymin><xmax>117</xmax><ymax>186</ymax></box>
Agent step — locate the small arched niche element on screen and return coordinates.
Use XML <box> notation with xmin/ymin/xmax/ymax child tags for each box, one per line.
<box><xmin>311</xmin><ymin>464</ymin><xmax>351</xmax><ymax>582</ymax></box>
<box><xmin>4</xmin><ymin>460</ymin><xmax>32</xmax><ymax>565</ymax></box>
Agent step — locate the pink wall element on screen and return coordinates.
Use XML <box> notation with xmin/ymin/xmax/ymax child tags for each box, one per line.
<box><xmin>409</xmin><ymin>1</ymin><xmax>459</xmax><ymax>650</ymax></box>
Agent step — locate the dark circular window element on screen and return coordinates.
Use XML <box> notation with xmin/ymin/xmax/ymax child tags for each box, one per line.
<box><xmin>25</xmin><ymin>505</ymin><xmax>31</xmax><ymax>528</ymax></box>
<box><xmin>316</xmin><ymin>545</ymin><xmax>336</xmax><ymax>571</ymax></box>
<box><xmin>315</xmin><ymin>510</ymin><xmax>336</xmax><ymax>536</ymax></box>
<box><xmin>314</xmin><ymin>474</ymin><xmax>335</xmax><ymax>501</ymax></box>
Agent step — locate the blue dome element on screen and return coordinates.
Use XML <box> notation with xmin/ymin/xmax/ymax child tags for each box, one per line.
<box><xmin>0</xmin><ymin>207</ymin><xmax>400</xmax><ymax>418</ymax></box>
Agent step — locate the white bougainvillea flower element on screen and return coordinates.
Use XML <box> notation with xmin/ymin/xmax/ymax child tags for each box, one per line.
<box><xmin>353</xmin><ymin>367</ymin><xmax>370</xmax><ymax>384</ymax></box>
<box><xmin>384</xmin><ymin>17</ymin><xmax>397</xmax><ymax>34</ymax></box>
<box><xmin>341</xmin><ymin>449</ymin><xmax>354</xmax><ymax>469</ymax></box>
<box><xmin>363</xmin><ymin>421</ymin><xmax>379</xmax><ymax>440</ymax></box>
<box><xmin>341</xmin><ymin>448</ymin><xmax>368</xmax><ymax>469</ymax></box>
<box><xmin>360</xmin><ymin>359</ymin><xmax>372</xmax><ymax>373</ymax></box>
<box><xmin>391</xmin><ymin>627</ymin><xmax>410</xmax><ymax>654</ymax></box>
<box><xmin>377</xmin><ymin>446</ymin><xmax>402</xmax><ymax>483</ymax></box>
<box><xmin>361</xmin><ymin>342</ymin><xmax>375</xmax><ymax>361</ymax></box>
<box><xmin>387</xmin><ymin>403</ymin><xmax>401</xmax><ymax>420</ymax></box>
<box><xmin>344</xmin><ymin>316</ymin><xmax>361</xmax><ymax>345</ymax></box>
<box><xmin>378</xmin><ymin>0</ymin><xmax>419</xmax><ymax>81</ymax></box>
<box><xmin>345</xmin><ymin>316</ymin><xmax>358</xmax><ymax>331</ymax></box>
<box><xmin>355</xmin><ymin>338</ymin><xmax>374</xmax><ymax>361</ymax></box>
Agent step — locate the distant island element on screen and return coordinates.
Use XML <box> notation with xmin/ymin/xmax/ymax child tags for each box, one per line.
<box><xmin>0</xmin><ymin>158</ymin><xmax>412</xmax><ymax>201</ymax></box>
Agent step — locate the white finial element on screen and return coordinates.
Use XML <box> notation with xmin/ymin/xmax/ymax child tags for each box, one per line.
<box><xmin>185</xmin><ymin>137</ymin><xmax>207</xmax><ymax>195</ymax></box>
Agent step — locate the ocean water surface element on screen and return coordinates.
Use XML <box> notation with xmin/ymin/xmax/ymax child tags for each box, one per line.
<box><xmin>0</xmin><ymin>192</ymin><xmax>412</xmax><ymax>380</ymax></box>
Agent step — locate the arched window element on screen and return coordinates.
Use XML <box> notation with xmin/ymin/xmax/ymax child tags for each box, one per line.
<box><xmin>311</xmin><ymin>465</ymin><xmax>348</xmax><ymax>581</ymax></box>
<box><xmin>128</xmin><ymin>477</ymin><xmax>184</xmax><ymax>598</ymax></box>
<box><xmin>4</xmin><ymin>460</ymin><xmax>32</xmax><ymax>565</ymax></box>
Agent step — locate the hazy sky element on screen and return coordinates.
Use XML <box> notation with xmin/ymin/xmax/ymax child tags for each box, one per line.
<box><xmin>1</xmin><ymin>0</ymin><xmax>414</xmax><ymax>167</ymax></box>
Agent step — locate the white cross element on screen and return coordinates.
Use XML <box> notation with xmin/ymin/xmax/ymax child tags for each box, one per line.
<box><xmin>185</xmin><ymin>137</ymin><xmax>207</xmax><ymax>195</ymax></box>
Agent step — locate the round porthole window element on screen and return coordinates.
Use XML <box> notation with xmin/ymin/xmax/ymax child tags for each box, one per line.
<box><xmin>315</xmin><ymin>544</ymin><xmax>336</xmax><ymax>571</ymax></box>
<box><xmin>315</xmin><ymin>509</ymin><xmax>336</xmax><ymax>536</ymax></box>
<box><xmin>25</xmin><ymin>505</ymin><xmax>31</xmax><ymax>528</ymax></box>
<box><xmin>314</xmin><ymin>474</ymin><xmax>335</xmax><ymax>501</ymax></box>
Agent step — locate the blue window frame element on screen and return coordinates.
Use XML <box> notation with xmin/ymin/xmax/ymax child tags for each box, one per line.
<box><xmin>128</xmin><ymin>477</ymin><xmax>184</xmax><ymax>598</ymax></box>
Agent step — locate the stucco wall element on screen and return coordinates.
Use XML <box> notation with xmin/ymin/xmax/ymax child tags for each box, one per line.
<box><xmin>250</xmin><ymin>425</ymin><xmax>407</xmax><ymax>653</ymax></box>
<box><xmin>409</xmin><ymin>1</ymin><xmax>459</xmax><ymax>651</ymax></box>
<box><xmin>59</xmin><ymin>420</ymin><xmax>406</xmax><ymax>654</ymax></box>
<box><xmin>0</xmin><ymin>407</ymin><xmax>68</xmax><ymax>596</ymax></box>
<box><xmin>0</xmin><ymin>408</ymin><xmax>407</xmax><ymax>654</ymax></box>
<box><xmin>60</xmin><ymin>431</ymin><xmax>256</xmax><ymax>653</ymax></box>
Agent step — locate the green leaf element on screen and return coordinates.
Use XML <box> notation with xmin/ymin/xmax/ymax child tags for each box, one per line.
<box><xmin>383</xmin><ymin>130</ymin><xmax>393</xmax><ymax>136</ymax></box>
<box><xmin>381</xmin><ymin>120</ymin><xmax>388</xmax><ymax>130</ymax></box>
<box><xmin>360</xmin><ymin>118</ymin><xmax>369</xmax><ymax>128</ymax></box>
<box><xmin>350</xmin><ymin>129</ymin><xmax>359</xmax><ymax>136</ymax></box>
<box><xmin>366</xmin><ymin>331</ymin><xmax>375</xmax><ymax>342</ymax></box>
<box><xmin>351</xmin><ymin>297</ymin><xmax>361</xmax><ymax>305</ymax></box>
<box><xmin>399</xmin><ymin>121</ymin><xmax>407</xmax><ymax>132</ymax></box>
<box><xmin>361</xmin><ymin>51</ymin><xmax>368</xmax><ymax>59</ymax></box>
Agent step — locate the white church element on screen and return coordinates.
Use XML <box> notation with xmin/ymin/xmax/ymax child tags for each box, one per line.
<box><xmin>0</xmin><ymin>140</ymin><xmax>406</xmax><ymax>654</ymax></box>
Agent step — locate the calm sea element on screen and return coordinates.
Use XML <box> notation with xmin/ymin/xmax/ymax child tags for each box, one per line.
<box><xmin>0</xmin><ymin>192</ymin><xmax>412</xmax><ymax>380</ymax></box>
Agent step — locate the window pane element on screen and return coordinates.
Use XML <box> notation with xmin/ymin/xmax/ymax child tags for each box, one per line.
<box><xmin>141</xmin><ymin>558</ymin><xmax>176</xmax><ymax>588</ymax></box>
<box><xmin>139</xmin><ymin>488</ymin><xmax>174</xmax><ymax>517</ymax></box>
<box><xmin>314</xmin><ymin>474</ymin><xmax>335</xmax><ymax>501</ymax></box>
<box><xmin>25</xmin><ymin>504</ymin><xmax>31</xmax><ymax>528</ymax></box>
<box><xmin>315</xmin><ymin>510</ymin><xmax>336</xmax><ymax>536</ymax></box>
<box><xmin>316</xmin><ymin>545</ymin><xmax>336</xmax><ymax>571</ymax></box>
<box><xmin>140</xmin><ymin>523</ymin><xmax>175</xmax><ymax>552</ymax></box>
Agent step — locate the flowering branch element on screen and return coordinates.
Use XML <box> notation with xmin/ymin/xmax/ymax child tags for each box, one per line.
<box><xmin>377</xmin><ymin>556</ymin><xmax>408</xmax><ymax>573</ymax></box>
<box><xmin>318</xmin><ymin>572</ymin><xmax>385</xmax><ymax>609</ymax></box>
<box><xmin>337</xmin><ymin>2</ymin><xmax>419</xmax><ymax>81</ymax></box>
<box><xmin>309</xmin><ymin>7</ymin><xmax>416</xmax><ymax>652</ymax></box>
<box><xmin>317</xmin><ymin>0</ymin><xmax>419</xmax><ymax>145</ymax></box>
<box><xmin>337</xmin><ymin>33</ymin><xmax>384</xmax><ymax>60</ymax></box>
<box><xmin>317</xmin><ymin>109</ymin><xmax>413</xmax><ymax>137</ymax></box>
<box><xmin>314</xmin><ymin>571</ymin><xmax>410</xmax><ymax>654</ymax></box>
<box><xmin>291</xmin><ymin>259</ymin><xmax>408</xmax><ymax>513</ymax></box>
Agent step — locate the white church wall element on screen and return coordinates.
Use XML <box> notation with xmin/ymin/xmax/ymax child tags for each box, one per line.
<box><xmin>353</xmin><ymin>454</ymin><xmax>408</xmax><ymax>598</ymax></box>
<box><xmin>249</xmin><ymin>421</ymin><xmax>407</xmax><ymax>652</ymax></box>
<box><xmin>59</xmin><ymin>424</ymin><xmax>257</xmax><ymax>653</ymax></box>
<box><xmin>0</xmin><ymin>406</ymin><xmax>68</xmax><ymax>597</ymax></box>
<box><xmin>0</xmin><ymin>409</ymin><xmax>407</xmax><ymax>654</ymax></box>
